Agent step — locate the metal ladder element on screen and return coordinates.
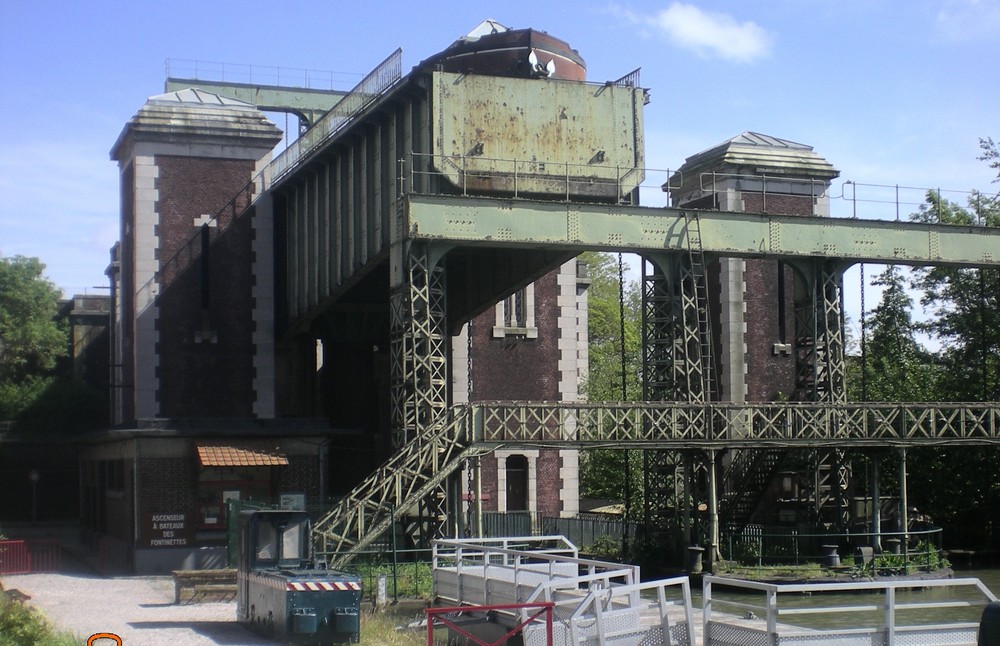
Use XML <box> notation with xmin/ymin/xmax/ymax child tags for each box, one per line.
<box><xmin>683</xmin><ymin>211</ymin><xmax>715</xmax><ymax>402</ymax></box>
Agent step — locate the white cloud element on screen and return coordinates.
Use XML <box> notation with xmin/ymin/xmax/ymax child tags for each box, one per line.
<box><xmin>614</xmin><ymin>2</ymin><xmax>772</xmax><ymax>63</ymax></box>
<box><xmin>935</xmin><ymin>0</ymin><xmax>1000</xmax><ymax>41</ymax></box>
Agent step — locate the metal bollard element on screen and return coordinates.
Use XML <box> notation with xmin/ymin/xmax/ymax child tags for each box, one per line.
<box><xmin>980</xmin><ymin>600</ymin><xmax>1000</xmax><ymax>645</ymax></box>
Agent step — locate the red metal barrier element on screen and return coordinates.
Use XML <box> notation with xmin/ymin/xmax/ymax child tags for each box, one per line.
<box><xmin>426</xmin><ymin>602</ymin><xmax>554</xmax><ymax>646</ymax></box>
<box><xmin>0</xmin><ymin>539</ymin><xmax>62</xmax><ymax>574</ymax></box>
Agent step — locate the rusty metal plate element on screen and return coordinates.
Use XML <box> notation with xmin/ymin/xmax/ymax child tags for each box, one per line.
<box><xmin>432</xmin><ymin>71</ymin><xmax>645</xmax><ymax>199</ymax></box>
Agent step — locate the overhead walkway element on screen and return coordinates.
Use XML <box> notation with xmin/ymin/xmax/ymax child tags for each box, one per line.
<box><xmin>313</xmin><ymin>400</ymin><xmax>1000</xmax><ymax>566</ymax></box>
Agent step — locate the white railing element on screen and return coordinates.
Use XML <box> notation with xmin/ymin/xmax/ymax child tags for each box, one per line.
<box><xmin>703</xmin><ymin>575</ymin><xmax>997</xmax><ymax>645</ymax></box>
<box><xmin>432</xmin><ymin>535</ymin><xmax>640</xmax><ymax>612</ymax></box>
<box><xmin>432</xmin><ymin>535</ymin><xmax>695</xmax><ymax>646</ymax></box>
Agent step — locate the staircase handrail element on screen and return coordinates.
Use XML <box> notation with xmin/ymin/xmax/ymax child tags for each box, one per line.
<box><xmin>313</xmin><ymin>404</ymin><xmax>478</xmax><ymax>565</ymax></box>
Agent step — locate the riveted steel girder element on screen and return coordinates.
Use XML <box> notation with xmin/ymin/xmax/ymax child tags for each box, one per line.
<box><xmin>404</xmin><ymin>194</ymin><xmax>1000</xmax><ymax>268</ymax></box>
<box><xmin>165</xmin><ymin>78</ymin><xmax>347</xmax><ymax>129</ymax></box>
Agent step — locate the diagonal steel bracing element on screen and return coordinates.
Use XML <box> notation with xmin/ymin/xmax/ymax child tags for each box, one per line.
<box><xmin>390</xmin><ymin>243</ymin><xmax>449</xmax><ymax>449</ymax></box>
<box><xmin>388</xmin><ymin>241</ymin><xmax>451</xmax><ymax>549</ymax></box>
<box><xmin>641</xmin><ymin>244</ymin><xmax>716</xmax><ymax>554</ymax></box>
<box><xmin>790</xmin><ymin>261</ymin><xmax>852</xmax><ymax>528</ymax></box>
<box><xmin>313</xmin><ymin>400</ymin><xmax>1000</xmax><ymax>565</ymax></box>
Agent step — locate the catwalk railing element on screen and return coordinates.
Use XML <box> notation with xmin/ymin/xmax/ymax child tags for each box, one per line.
<box><xmin>472</xmin><ymin>401</ymin><xmax>1000</xmax><ymax>448</ymax></box>
<box><xmin>313</xmin><ymin>401</ymin><xmax>1000</xmax><ymax>566</ymax></box>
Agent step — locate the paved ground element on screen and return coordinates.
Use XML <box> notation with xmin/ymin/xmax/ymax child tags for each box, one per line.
<box><xmin>2</xmin><ymin>570</ymin><xmax>277</xmax><ymax>645</ymax></box>
<box><xmin>1</xmin><ymin>523</ymin><xmax>279</xmax><ymax>645</ymax></box>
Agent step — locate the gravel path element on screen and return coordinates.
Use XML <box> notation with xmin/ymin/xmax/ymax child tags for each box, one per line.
<box><xmin>1</xmin><ymin>570</ymin><xmax>277</xmax><ymax>645</ymax></box>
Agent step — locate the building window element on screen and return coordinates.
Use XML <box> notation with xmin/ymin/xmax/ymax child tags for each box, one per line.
<box><xmin>505</xmin><ymin>290</ymin><xmax>526</xmax><ymax>327</ymax></box>
<box><xmin>493</xmin><ymin>285</ymin><xmax>538</xmax><ymax>338</ymax></box>
<box><xmin>104</xmin><ymin>459</ymin><xmax>125</xmax><ymax>494</ymax></box>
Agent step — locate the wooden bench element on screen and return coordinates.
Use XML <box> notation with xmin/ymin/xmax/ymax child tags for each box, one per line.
<box><xmin>172</xmin><ymin>569</ymin><xmax>236</xmax><ymax>604</ymax></box>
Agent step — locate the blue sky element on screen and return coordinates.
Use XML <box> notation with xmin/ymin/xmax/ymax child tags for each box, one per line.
<box><xmin>1</xmin><ymin>0</ymin><xmax>997</xmax><ymax>337</ymax></box>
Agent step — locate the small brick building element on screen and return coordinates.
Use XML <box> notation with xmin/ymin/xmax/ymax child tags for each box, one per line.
<box><xmin>80</xmin><ymin>89</ymin><xmax>337</xmax><ymax>573</ymax></box>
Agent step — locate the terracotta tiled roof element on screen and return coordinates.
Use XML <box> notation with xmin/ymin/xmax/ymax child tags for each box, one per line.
<box><xmin>197</xmin><ymin>444</ymin><xmax>288</xmax><ymax>467</ymax></box>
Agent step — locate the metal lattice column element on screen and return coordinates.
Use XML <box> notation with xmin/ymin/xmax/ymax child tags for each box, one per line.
<box><xmin>680</xmin><ymin>212</ymin><xmax>715</xmax><ymax>403</ymax></box>
<box><xmin>389</xmin><ymin>242</ymin><xmax>450</xmax><ymax>547</ymax></box>
<box><xmin>390</xmin><ymin>242</ymin><xmax>449</xmax><ymax>449</ymax></box>
<box><xmin>641</xmin><ymin>250</ymin><xmax>716</xmax><ymax>558</ymax></box>
<box><xmin>794</xmin><ymin>265</ymin><xmax>846</xmax><ymax>403</ymax></box>
<box><xmin>642</xmin><ymin>252</ymin><xmax>714</xmax><ymax>404</ymax></box>
<box><xmin>792</xmin><ymin>262</ymin><xmax>851</xmax><ymax>529</ymax></box>
<box><xmin>642</xmin><ymin>258</ymin><xmax>681</xmax><ymax>554</ymax></box>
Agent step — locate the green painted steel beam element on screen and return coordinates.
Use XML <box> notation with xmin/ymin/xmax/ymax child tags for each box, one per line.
<box><xmin>165</xmin><ymin>78</ymin><xmax>347</xmax><ymax>126</ymax></box>
<box><xmin>405</xmin><ymin>194</ymin><xmax>1000</xmax><ymax>268</ymax></box>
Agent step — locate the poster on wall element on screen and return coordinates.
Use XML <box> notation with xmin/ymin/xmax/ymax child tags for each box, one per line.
<box><xmin>280</xmin><ymin>493</ymin><xmax>306</xmax><ymax>511</ymax></box>
<box><xmin>145</xmin><ymin>512</ymin><xmax>193</xmax><ymax>548</ymax></box>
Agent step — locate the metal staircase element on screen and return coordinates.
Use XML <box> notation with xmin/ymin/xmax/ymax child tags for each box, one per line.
<box><xmin>312</xmin><ymin>406</ymin><xmax>483</xmax><ymax>568</ymax></box>
<box><xmin>719</xmin><ymin>448</ymin><xmax>785</xmax><ymax>532</ymax></box>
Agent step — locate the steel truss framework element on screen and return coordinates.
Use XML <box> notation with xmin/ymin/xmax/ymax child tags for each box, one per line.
<box><xmin>388</xmin><ymin>242</ymin><xmax>451</xmax><ymax>548</ymax></box>
<box><xmin>641</xmin><ymin>243</ymin><xmax>715</xmax><ymax>552</ymax></box>
<box><xmin>314</xmin><ymin>193</ymin><xmax>1000</xmax><ymax>565</ymax></box>
<box><xmin>390</xmin><ymin>242</ymin><xmax>449</xmax><ymax>449</ymax></box>
<box><xmin>790</xmin><ymin>262</ymin><xmax>852</xmax><ymax>528</ymax></box>
<box><xmin>313</xmin><ymin>400</ymin><xmax>1000</xmax><ymax>566</ymax></box>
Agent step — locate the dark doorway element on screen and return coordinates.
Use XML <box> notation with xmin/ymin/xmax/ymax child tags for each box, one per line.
<box><xmin>505</xmin><ymin>455</ymin><xmax>528</xmax><ymax>511</ymax></box>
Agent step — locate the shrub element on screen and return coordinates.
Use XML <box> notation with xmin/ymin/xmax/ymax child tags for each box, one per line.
<box><xmin>0</xmin><ymin>594</ymin><xmax>81</xmax><ymax>646</ymax></box>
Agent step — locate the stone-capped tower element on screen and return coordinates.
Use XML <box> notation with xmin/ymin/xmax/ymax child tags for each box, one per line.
<box><xmin>109</xmin><ymin>89</ymin><xmax>282</xmax><ymax>423</ymax></box>
<box><xmin>669</xmin><ymin>132</ymin><xmax>840</xmax><ymax>404</ymax></box>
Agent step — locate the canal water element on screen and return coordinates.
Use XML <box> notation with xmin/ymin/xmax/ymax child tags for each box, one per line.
<box><xmin>697</xmin><ymin>567</ymin><xmax>1000</xmax><ymax>630</ymax></box>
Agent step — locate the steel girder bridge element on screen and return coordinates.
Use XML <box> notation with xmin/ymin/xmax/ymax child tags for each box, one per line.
<box><xmin>314</xmin><ymin>399</ymin><xmax>1000</xmax><ymax>567</ymax></box>
<box><xmin>306</xmin><ymin>191</ymin><xmax>1000</xmax><ymax>568</ymax></box>
<box><xmin>207</xmin><ymin>55</ymin><xmax>1000</xmax><ymax>567</ymax></box>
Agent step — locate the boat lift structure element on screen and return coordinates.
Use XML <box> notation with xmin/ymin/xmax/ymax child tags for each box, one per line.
<box><xmin>163</xmin><ymin>25</ymin><xmax>1000</xmax><ymax>569</ymax></box>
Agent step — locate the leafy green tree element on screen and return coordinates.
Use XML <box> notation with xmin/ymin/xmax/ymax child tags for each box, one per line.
<box><xmin>582</xmin><ymin>252</ymin><xmax>642</xmax><ymax>401</ymax></box>
<box><xmin>850</xmin><ymin>265</ymin><xmax>938</xmax><ymax>402</ymax></box>
<box><xmin>578</xmin><ymin>252</ymin><xmax>644</xmax><ymax>524</ymax></box>
<box><xmin>0</xmin><ymin>255</ymin><xmax>67</xmax><ymax>420</ymax></box>
<box><xmin>904</xmin><ymin>187</ymin><xmax>1000</xmax><ymax>549</ymax></box>
<box><xmin>979</xmin><ymin>136</ymin><xmax>1000</xmax><ymax>181</ymax></box>
<box><xmin>848</xmin><ymin>264</ymin><xmax>939</xmax><ymax>514</ymax></box>
<box><xmin>909</xmin><ymin>191</ymin><xmax>1000</xmax><ymax>401</ymax></box>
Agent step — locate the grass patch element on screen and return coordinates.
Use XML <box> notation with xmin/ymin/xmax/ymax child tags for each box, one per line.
<box><xmin>351</xmin><ymin>561</ymin><xmax>434</xmax><ymax>601</ymax></box>
<box><xmin>713</xmin><ymin>561</ymin><xmax>835</xmax><ymax>580</ymax></box>
<box><xmin>362</xmin><ymin>609</ymin><xmax>426</xmax><ymax>646</ymax></box>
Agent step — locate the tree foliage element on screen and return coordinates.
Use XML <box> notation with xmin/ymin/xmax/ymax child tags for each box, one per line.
<box><xmin>0</xmin><ymin>255</ymin><xmax>67</xmax><ymax>420</ymax></box>
<box><xmin>582</xmin><ymin>252</ymin><xmax>642</xmax><ymax>401</ymax></box>
<box><xmin>979</xmin><ymin>136</ymin><xmax>1000</xmax><ymax>182</ymax></box>
<box><xmin>899</xmin><ymin>185</ymin><xmax>1000</xmax><ymax>548</ymax></box>
<box><xmin>850</xmin><ymin>265</ymin><xmax>938</xmax><ymax>402</ymax></box>
<box><xmin>909</xmin><ymin>190</ymin><xmax>1000</xmax><ymax>401</ymax></box>
<box><xmin>578</xmin><ymin>253</ymin><xmax>645</xmax><ymax>520</ymax></box>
